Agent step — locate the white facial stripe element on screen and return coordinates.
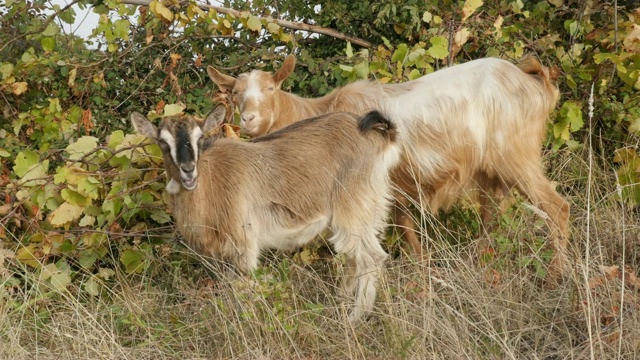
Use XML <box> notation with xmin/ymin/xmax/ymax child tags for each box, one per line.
<box><xmin>190</xmin><ymin>126</ymin><xmax>203</xmax><ymax>162</ymax></box>
<box><xmin>160</xmin><ymin>128</ymin><xmax>178</xmax><ymax>166</ymax></box>
<box><xmin>244</xmin><ymin>71</ymin><xmax>265</xmax><ymax>105</ymax></box>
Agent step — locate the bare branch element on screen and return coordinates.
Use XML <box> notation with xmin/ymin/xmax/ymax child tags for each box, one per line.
<box><xmin>121</xmin><ymin>0</ymin><xmax>373</xmax><ymax>48</ymax></box>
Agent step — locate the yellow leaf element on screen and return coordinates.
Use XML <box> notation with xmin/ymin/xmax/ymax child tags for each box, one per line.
<box><xmin>79</xmin><ymin>215</ymin><xmax>96</xmax><ymax>227</ymax></box>
<box><xmin>462</xmin><ymin>0</ymin><xmax>483</xmax><ymax>23</ymax></box>
<box><xmin>163</xmin><ymin>103</ymin><xmax>185</xmax><ymax>117</ymax></box>
<box><xmin>68</xmin><ymin>67</ymin><xmax>77</xmax><ymax>87</ymax></box>
<box><xmin>450</xmin><ymin>27</ymin><xmax>471</xmax><ymax>58</ymax></box>
<box><xmin>623</xmin><ymin>24</ymin><xmax>640</xmax><ymax>52</ymax></box>
<box><xmin>16</xmin><ymin>244</ymin><xmax>41</xmax><ymax>268</ymax></box>
<box><xmin>493</xmin><ymin>15</ymin><xmax>504</xmax><ymax>31</ymax></box>
<box><xmin>49</xmin><ymin>202</ymin><xmax>84</xmax><ymax>227</ymax></box>
<box><xmin>266</xmin><ymin>22</ymin><xmax>280</xmax><ymax>34</ymax></box>
<box><xmin>422</xmin><ymin>11</ymin><xmax>432</xmax><ymax>23</ymax></box>
<box><xmin>11</xmin><ymin>82</ymin><xmax>27</xmax><ymax>95</ymax></box>
<box><xmin>151</xmin><ymin>0</ymin><xmax>174</xmax><ymax>22</ymax></box>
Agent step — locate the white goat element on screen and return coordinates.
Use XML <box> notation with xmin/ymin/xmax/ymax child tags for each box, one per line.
<box><xmin>131</xmin><ymin>106</ymin><xmax>400</xmax><ymax>321</ymax></box>
<box><xmin>208</xmin><ymin>56</ymin><xmax>570</xmax><ymax>281</ymax></box>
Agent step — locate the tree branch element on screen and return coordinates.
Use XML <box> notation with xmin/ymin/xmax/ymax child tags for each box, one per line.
<box><xmin>0</xmin><ymin>0</ymin><xmax>81</xmax><ymax>54</ymax></box>
<box><xmin>121</xmin><ymin>0</ymin><xmax>373</xmax><ymax>48</ymax></box>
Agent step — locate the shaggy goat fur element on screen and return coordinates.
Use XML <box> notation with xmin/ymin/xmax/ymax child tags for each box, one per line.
<box><xmin>131</xmin><ymin>106</ymin><xmax>400</xmax><ymax>321</ymax></box>
<box><xmin>208</xmin><ymin>55</ymin><xmax>570</xmax><ymax>281</ymax></box>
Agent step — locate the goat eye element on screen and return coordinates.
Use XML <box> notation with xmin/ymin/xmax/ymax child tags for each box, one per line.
<box><xmin>265</xmin><ymin>87</ymin><xmax>274</xmax><ymax>91</ymax></box>
<box><xmin>158</xmin><ymin>139</ymin><xmax>169</xmax><ymax>150</ymax></box>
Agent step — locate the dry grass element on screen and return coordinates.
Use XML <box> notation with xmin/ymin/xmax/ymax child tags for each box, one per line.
<box><xmin>2</xmin><ymin>150</ymin><xmax>640</xmax><ymax>359</ymax></box>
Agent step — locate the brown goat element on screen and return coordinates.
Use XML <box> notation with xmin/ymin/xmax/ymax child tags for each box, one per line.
<box><xmin>208</xmin><ymin>56</ymin><xmax>570</xmax><ymax>281</ymax></box>
<box><xmin>131</xmin><ymin>106</ymin><xmax>400</xmax><ymax>322</ymax></box>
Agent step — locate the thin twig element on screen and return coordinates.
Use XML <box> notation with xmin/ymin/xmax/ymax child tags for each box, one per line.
<box><xmin>0</xmin><ymin>0</ymin><xmax>81</xmax><ymax>54</ymax></box>
<box><xmin>610</xmin><ymin>0</ymin><xmax>618</xmax><ymax>84</ymax></box>
<box><xmin>121</xmin><ymin>0</ymin><xmax>373</xmax><ymax>48</ymax></box>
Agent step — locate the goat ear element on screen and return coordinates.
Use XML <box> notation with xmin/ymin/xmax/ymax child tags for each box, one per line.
<box><xmin>207</xmin><ymin>66</ymin><xmax>236</xmax><ymax>93</ymax></box>
<box><xmin>272</xmin><ymin>55</ymin><xmax>296</xmax><ymax>86</ymax></box>
<box><xmin>130</xmin><ymin>112</ymin><xmax>158</xmax><ymax>139</ymax></box>
<box><xmin>202</xmin><ymin>105</ymin><xmax>226</xmax><ymax>133</ymax></box>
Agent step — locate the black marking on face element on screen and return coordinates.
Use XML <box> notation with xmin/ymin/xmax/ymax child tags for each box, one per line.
<box><xmin>175</xmin><ymin>126</ymin><xmax>196</xmax><ymax>165</ymax></box>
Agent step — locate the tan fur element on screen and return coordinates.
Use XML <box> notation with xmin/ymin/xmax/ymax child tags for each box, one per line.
<box><xmin>131</xmin><ymin>108</ymin><xmax>400</xmax><ymax>322</ymax></box>
<box><xmin>209</xmin><ymin>56</ymin><xmax>570</xmax><ymax>281</ymax></box>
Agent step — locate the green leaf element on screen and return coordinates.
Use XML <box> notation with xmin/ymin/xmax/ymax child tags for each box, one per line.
<box><xmin>114</xmin><ymin>19</ymin><xmax>131</xmax><ymax>40</ymax></box>
<box><xmin>427</xmin><ymin>36</ymin><xmax>449</xmax><ymax>59</ymax></box>
<box><xmin>409</xmin><ymin>69</ymin><xmax>422</xmax><ymax>80</ymax></box>
<box><xmin>42</xmin><ymin>23</ymin><xmax>60</xmax><ymax>36</ymax></box>
<box><xmin>84</xmin><ymin>277</ymin><xmax>100</xmax><ymax>296</ymax></box>
<box><xmin>59</xmin><ymin>6</ymin><xmax>76</xmax><ymax>24</ymax></box>
<box><xmin>246</xmin><ymin>15</ymin><xmax>261</xmax><ymax>32</ymax></box>
<box><xmin>345</xmin><ymin>42</ymin><xmax>353</xmax><ymax>58</ymax></box>
<box><xmin>41</xmin><ymin>263</ymin><xmax>71</xmax><ymax>292</ymax></box>
<box><xmin>0</xmin><ymin>63</ymin><xmax>13</xmax><ymax>79</ymax></box>
<box><xmin>120</xmin><ymin>249</ymin><xmax>146</xmax><ymax>273</ymax></box>
<box><xmin>108</xmin><ymin>130</ymin><xmax>125</xmax><ymax>149</ymax></box>
<box><xmin>65</xmin><ymin>136</ymin><xmax>99</xmax><ymax>161</ymax></box>
<box><xmin>49</xmin><ymin>271</ymin><xmax>72</xmax><ymax>292</ymax></box>
<box><xmin>78</xmin><ymin>177</ymin><xmax>100</xmax><ymax>199</ymax></box>
<box><xmin>41</xmin><ymin>37</ymin><xmax>56</xmax><ymax>52</ymax></box>
<box><xmin>0</xmin><ymin>149</ymin><xmax>10</xmax><ymax>157</ymax></box>
<box><xmin>79</xmin><ymin>251</ymin><xmax>98</xmax><ymax>269</ymax></box>
<box><xmin>391</xmin><ymin>43</ymin><xmax>408</xmax><ymax>63</ymax></box>
<box><xmin>150</xmin><ymin>210</ymin><xmax>171</xmax><ymax>224</ymax></box>
<box><xmin>13</xmin><ymin>150</ymin><xmax>39</xmax><ymax>177</ymax></box>
<box><xmin>61</xmin><ymin>188</ymin><xmax>91</xmax><ymax>206</ymax></box>
<box><xmin>629</xmin><ymin>117</ymin><xmax>640</xmax><ymax>134</ymax></box>
<box><xmin>54</xmin><ymin>166</ymin><xmax>69</xmax><ymax>184</ymax></box>
<box><xmin>49</xmin><ymin>202</ymin><xmax>84</xmax><ymax>227</ymax></box>
<box><xmin>559</xmin><ymin>101</ymin><xmax>584</xmax><ymax>132</ymax></box>
<box><xmin>353</xmin><ymin>62</ymin><xmax>369</xmax><ymax>79</ymax></box>
<box><xmin>19</xmin><ymin>160</ymin><xmax>49</xmax><ymax>187</ymax></box>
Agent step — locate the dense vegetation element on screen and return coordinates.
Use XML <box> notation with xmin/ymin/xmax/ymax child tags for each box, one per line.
<box><xmin>1</xmin><ymin>0</ymin><xmax>639</xmax><ymax>358</ymax></box>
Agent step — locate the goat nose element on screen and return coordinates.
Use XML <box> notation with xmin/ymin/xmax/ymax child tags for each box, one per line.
<box><xmin>180</xmin><ymin>163</ymin><xmax>195</xmax><ymax>174</ymax></box>
<box><xmin>241</xmin><ymin>113</ymin><xmax>255</xmax><ymax>124</ymax></box>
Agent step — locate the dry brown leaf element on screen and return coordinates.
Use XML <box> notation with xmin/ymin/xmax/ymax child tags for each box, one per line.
<box><xmin>0</xmin><ymin>203</ymin><xmax>11</xmax><ymax>216</ymax></box>
<box><xmin>81</xmin><ymin>109</ymin><xmax>93</xmax><ymax>134</ymax></box>
<box><xmin>483</xmin><ymin>268</ymin><xmax>502</xmax><ymax>288</ymax></box>
<box><xmin>169</xmin><ymin>53</ymin><xmax>182</xmax><ymax>69</ymax></box>
<box><xmin>155</xmin><ymin>100</ymin><xmax>166</xmax><ymax>114</ymax></box>
<box><xmin>222</xmin><ymin>124</ymin><xmax>241</xmax><ymax>138</ymax></box>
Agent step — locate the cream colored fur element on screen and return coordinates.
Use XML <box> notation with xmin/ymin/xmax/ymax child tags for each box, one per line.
<box><xmin>131</xmin><ymin>107</ymin><xmax>400</xmax><ymax>321</ymax></box>
<box><xmin>208</xmin><ymin>56</ymin><xmax>570</xmax><ymax>281</ymax></box>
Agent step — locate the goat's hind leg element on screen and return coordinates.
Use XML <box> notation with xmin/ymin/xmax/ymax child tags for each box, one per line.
<box><xmin>511</xmin><ymin>165</ymin><xmax>570</xmax><ymax>282</ymax></box>
<box><xmin>330</xmin><ymin>227</ymin><xmax>388</xmax><ymax>323</ymax></box>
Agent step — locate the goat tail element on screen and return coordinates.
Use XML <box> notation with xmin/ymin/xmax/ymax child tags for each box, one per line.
<box><xmin>516</xmin><ymin>55</ymin><xmax>561</xmax><ymax>84</ymax></box>
<box><xmin>358</xmin><ymin>110</ymin><xmax>397</xmax><ymax>142</ymax></box>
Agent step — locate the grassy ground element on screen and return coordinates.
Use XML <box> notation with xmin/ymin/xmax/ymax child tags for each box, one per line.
<box><xmin>1</xmin><ymin>150</ymin><xmax>639</xmax><ymax>359</ymax></box>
